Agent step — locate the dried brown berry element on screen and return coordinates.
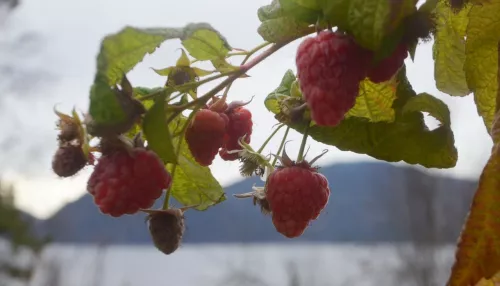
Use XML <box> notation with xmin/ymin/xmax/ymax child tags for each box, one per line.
<box><xmin>146</xmin><ymin>208</ymin><xmax>185</xmax><ymax>255</ymax></box>
<box><xmin>52</xmin><ymin>144</ymin><xmax>88</xmax><ymax>177</ymax></box>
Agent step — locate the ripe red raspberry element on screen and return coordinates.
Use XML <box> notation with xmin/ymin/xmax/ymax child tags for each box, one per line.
<box><xmin>266</xmin><ymin>160</ymin><xmax>330</xmax><ymax>238</ymax></box>
<box><xmin>272</xmin><ymin>214</ymin><xmax>310</xmax><ymax>238</ymax></box>
<box><xmin>185</xmin><ymin>109</ymin><xmax>228</xmax><ymax>166</ymax></box>
<box><xmin>87</xmin><ymin>148</ymin><xmax>171</xmax><ymax>217</ymax></box>
<box><xmin>296</xmin><ymin>31</ymin><xmax>372</xmax><ymax>127</ymax></box>
<box><xmin>146</xmin><ymin>208</ymin><xmax>185</xmax><ymax>255</ymax></box>
<box><xmin>367</xmin><ymin>43</ymin><xmax>408</xmax><ymax>83</ymax></box>
<box><xmin>219</xmin><ymin>107</ymin><xmax>253</xmax><ymax>161</ymax></box>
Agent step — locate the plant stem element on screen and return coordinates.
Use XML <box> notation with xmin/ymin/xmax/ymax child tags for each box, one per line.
<box><xmin>166</xmin><ymin>39</ymin><xmax>294</xmax><ymax>123</ymax></box>
<box><xmin>138</xmin><ymin>70</ymin><xmax>238</xmax><ymax>101</ymax></box>
<box><xmin>226</xmin><ymin>51</ymin><xmax>249</xmax><ymax>57</ymax></box>
<box><xmin>272</xmin><ymin>126</ymin><xmax>290</xmax><ymax>167</ymax></box>
<box><xmin>220</xmin><ymin>42</ymin><xmax>271</xmax><ymax>101</ymax></box>
<box><xmin>297</xmin><ymin>122</ymin><xmax>310</xmax><ymax>162</ymax></box>
<box><xmin>257</xmin><ymin>124</ymin><xmax>284</xmax><ymax>153</ymax></box>
<box><xmin>242</xmin><ymin>42</ymin><xmax>271</xmax><ymax>65</ymax></box>
<box><xmin>166</xmin><ymin>92</ymin><xmax>185</xmax><ymax>103</ymax></box>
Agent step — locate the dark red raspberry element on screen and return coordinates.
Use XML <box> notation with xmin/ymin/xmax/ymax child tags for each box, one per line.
<box><xmin>52</xmin><ymin>144</ymin><xmax>89</xmax><ymax>177</ymax></box>
<box><xmin>185</xmin><ymin>109</ymin><xmax>228</xmax><ymax>166</ymax></box>
<box><xmin>367</xmin><ymin>43</ymin><xmax>408</xmax><ymax>83</ymax></box>
<box><xmin>146</xmin><ymin>208</ymin><xmax>185</xmax><ymax>255</ymax></box>
<box><xmin>87</xmin><ymin>148</ymin><xmax>171</xmax><ymax>217</ymax></box>
<box><xmin>266</xmin><ymin>160</ymin><xmax>330</xmax><ymax>238</ymax></box>
<box><xmin>296</xmin><ymin>31</ymin><xmax>372</xmax><ymax>127</ymax></box>
<box><xmin>219</xmin><ymin>107</ymin><xmax>253</xmax><ymax>161</ymax></box>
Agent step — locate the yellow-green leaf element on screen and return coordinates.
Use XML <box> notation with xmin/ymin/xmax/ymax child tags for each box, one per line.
<box><xmin>191</xmin><ymin>67</ymin><xmax>214</xmax><ymax>77</ymax></box>
<box><xmin>265</xmin><ymin>67</ymin><xmax>457</xmax><ymax>168</ymax></box>
<box><xmin>346</xmin><ymin>78</ymin><xmax>397</xmax><ymax>122</ymax></box>
<box><xmin>210</xmin><ymin>58</ymin><xmax>241</xmax><ymax>74</ymax></box>
<box><xmin>433</xmin><ymin>0</ymin><xmax>471</xmax><ymax>97</ymax></box>
<box><xmin>176</xmin><ymin>49</ymin><xmax>191</xmax><ymax>67</ymax></box>
<box><xmin>447</xmin><ymin>110</ymin><xmax>500</xmax><ymax>286</ymax></box>
<box><xmin>167</xmin><ymin>116</ymin><xmax>226</xmax><ymax>210</ymax></box>
<box><xmin>181</xmin><ymin>23</ymin><xmax>232</xmax><ymax>61</ymax></box>
<box><xmin>402</xmin><ymin>92</ymin><xmax>451</xmax><ymax>126</ymax></box>
<box><xmin>142</xmin><ymin>93</ymin><xmax>177</xmax><ymax>164</ymax></box>
<box><xmin>464</xmin><ymin>0</ymin><xmax>500</xmax><ymax>130</ymax></box>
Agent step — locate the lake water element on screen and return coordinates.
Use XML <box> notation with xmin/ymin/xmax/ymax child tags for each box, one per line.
<box><xmin>18</xmin><ymin>243</ymin><xmax>458</xmax><ymax>286</ymax></box>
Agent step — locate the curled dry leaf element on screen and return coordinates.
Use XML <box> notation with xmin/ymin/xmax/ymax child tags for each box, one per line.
<box><xmin>447</xmin><ymin>111</ymin><xmax>500</xmax><ymax>286</ymax></box>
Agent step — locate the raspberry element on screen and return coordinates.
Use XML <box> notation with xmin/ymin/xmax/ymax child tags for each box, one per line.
<box><xmin>367</xmin><ymin>43</ymin><xmax>408</xmax><ymax>83</ymax></box>
<box><xmin>219</xmin><ymin>107</ymin><xmax>253</xmax><ymax>161</ymax></box>
<box><xmin>272</xmin><ymin>214</ymin><xmax>309</xmax><ymax>238</ymax></box>
<box><xmin>185</xmin><ymin>109</ymin><xmax>228</xmax><ymax>166</ymax></box>
<box><xmin>266</xmin><ymin>160</ymin><xmax>330</xmax><ymax>238</ymax></box>
<box><xmin>296</xmin><ymin>31</ymin><xmax>372</xmax><ymax>127</ymax></box>
<box><xmin>87</xmin><ymin>148</ymin><xmax>171</xmax><ymax>217</ymax></box>
<box><xmin>52</xmin><ymin>144</ymin><xmax>89</xmax><ymax>177</ymax></box>
<box><xmin>146</xmin><ymin>208</ymin><xmax>185</xmax><ymax>255</ymax></box>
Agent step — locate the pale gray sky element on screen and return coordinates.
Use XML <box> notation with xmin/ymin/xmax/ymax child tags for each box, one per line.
<box><xmin>0</xmin><ymin>0</ymin><xmax>492</xmax><ymax>219</ymax></box>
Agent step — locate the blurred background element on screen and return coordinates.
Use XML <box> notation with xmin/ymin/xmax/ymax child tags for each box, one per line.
<box><xmin>0</xmin><ymin>0</ymin><xmax>492</xmax><ymax>285</ymax></box>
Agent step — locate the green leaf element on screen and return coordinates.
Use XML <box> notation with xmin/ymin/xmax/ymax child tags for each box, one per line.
<box><xmin>176</xmin><ymin>49</ymin><xmax>191</xmax><ymax>67</ymax></box>
<box><xmin>280</xmin><ymin>0</ymin><xmax>322</xmax><ymax>24</ymax></box>
<box><xmin>402</xmin><ymin>92</ymin><xmax>451</xmax><ymax>126</ymax></box>
<box><xmin>142</xmin><ymin>93</ymin><xmax>177</xmax><ymax>164</ymax></box>
<box><xmin>192</xmin><ymin>67</ymin><xmax>214</xmax><ymax>77</ymax></box>
<box><xmin>258</xmin><ymin>17</ymin><xmax>312</xmax><ymax>43</ymax></box>
<box><xmin>386</xmin><ymin>0</ymin><xmax>417</xmax><ymax>31</ymax></box>
<box><xmin>88</xmin><ymin>74</ymin><xmax>126</xmax><ymax>125</ymax></box>
<box><xmin>97</xmin><ymin>27</ymin><xmax>184</xmax><ymax>85</ymax></box>
<box><xmin>346</xmin><ymin>78</ymin><xmax>397</xmax><ymax>122</ymax></box>
<box><xmin>348</xmin><ymin>0</ymin><xmax>391</xmax><ymax>50</ymax></box>
<box><xmin>433</xmin><ymin>0</ymin><xmax>471</xmax><ymax>97</ymax></box>
<box><xmin>211</xmin><ymin>58</ymin><xmax>241</xmax><ymax>74</ymax></box>
<box><xmin>464</xmin><ymin>0</ymin><xmax>500</xmax><ymax>131</ymax></box>
<box><xmin>167</xmin><ymin>116</ymin><xmax>226</xmax><ymax>210</ymax></box>
<box><xmin>264</xmin><ymin>69</ymin><xmax>296</xmax><ymax>113</ymax></box>
<box><xmin>181</xmin><ymin>23</ymin><xmax>232</xmax><ymax>61</ymax></box>
<box><xmin>152</xmin><ymin>67</ymin><xmax>175</xmax><ymax>76</ymax></box>
<box><xmin>319</xmin><ymin>0</ymin><xmax>351</xmax><ymax>30</ymax></box>
<box><xmin>94</xmin><ymin>23</ymin><xmax>231</xmax><ymax>87</ymax></box>
<box><xmin>265</xmin><ymin>67</ymin><xmax>457</xmax><ymax>168</ymax></box>
<box><xmin>258</xmin><ymin>0</ymin><xmax>285</xmax><ymax>21</ymax></box>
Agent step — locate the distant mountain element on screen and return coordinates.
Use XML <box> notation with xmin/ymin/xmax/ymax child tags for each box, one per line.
<box><xmin>35</xmin><ymin>162</ymin><xmax>477</xmax><ymax>244</ymax></box>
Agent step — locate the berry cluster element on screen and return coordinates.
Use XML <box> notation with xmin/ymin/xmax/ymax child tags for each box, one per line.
<box><xmin>185</xmin><ymin>97</ymin><xmax>253</xmax><ymax>166</ymax></box>
<box><xmin>296</xmin><ymin>30</ymin><xmax>408</xmax><ymax>127</ymax></box>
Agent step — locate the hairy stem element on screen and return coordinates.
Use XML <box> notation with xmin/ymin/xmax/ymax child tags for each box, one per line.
<box><xmin>297</xmin><ymin>122</ymin><xmax>310</xmax><ymax>162</ymax></box>
<box><xmin>257</xmin><ymin>124</ymin><xmax>284</xmax><ymax>153</ymax></box>
<box><xmin>220</xmin><ymin>42</ymin><xmax>271</xmax><ymax>101</ymax></box>
<box><xmin>272</xmin><ymin>126</ymin><xmax>290</xmax><ymax>167</ymax></box>
<box><xmin>138</xmin><ymin>70</ymin><xmax>238</xmax><ymax>102</ymax></box>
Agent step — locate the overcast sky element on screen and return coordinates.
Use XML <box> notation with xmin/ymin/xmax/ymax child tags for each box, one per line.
<box><xmin>0</xmin><ymin>0</ymin><xmax>492</xmax><ymax>219</ymax></box>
